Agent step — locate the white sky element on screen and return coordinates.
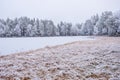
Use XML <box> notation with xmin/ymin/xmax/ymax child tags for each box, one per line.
<box><xmin>0</xmin><ymin>0</ymin><xmax>120</xmax><ymax>24</ymax></box>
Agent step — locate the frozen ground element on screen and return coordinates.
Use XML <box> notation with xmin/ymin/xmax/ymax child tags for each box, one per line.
<box><xmin>0</xmin><ymin>37</ymin><xmax>120</xmax><ymax>80</ymax></box>
<box><xmin>0</xmin><ymin>36</ymin><xmax>94</xmax><ymax>55</ymax></box>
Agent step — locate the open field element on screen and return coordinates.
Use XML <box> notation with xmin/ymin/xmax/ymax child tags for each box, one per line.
<box><xmin>0</xmin><ymin>37</ymin><xmax>120</xmax><ymax>80</ymax></box>
<box><xmin>0</xmin><ymin>36</ymin><xmax>94</xmax><ymax>55</ymax></box>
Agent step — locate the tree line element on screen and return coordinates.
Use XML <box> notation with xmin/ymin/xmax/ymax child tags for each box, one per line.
<box><xmin>0</xmin><ymin>11</ymin><xmax>120</xmax><ymax>37</ymax></box>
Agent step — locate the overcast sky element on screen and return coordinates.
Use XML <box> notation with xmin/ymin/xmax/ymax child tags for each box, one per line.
<box><xmin>0</xmin><ymin>0</ymin><xmax>120</xmax><ymax>24</ymax></box>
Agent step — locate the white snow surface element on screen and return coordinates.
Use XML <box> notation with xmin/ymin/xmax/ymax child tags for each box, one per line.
<box><xmin>0</xmin><ymin>36</ymin><xmax>94</xmax><ymax>55</ymax></box>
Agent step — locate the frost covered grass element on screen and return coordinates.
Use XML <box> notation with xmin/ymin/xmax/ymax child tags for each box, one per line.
<box><xmin>0</xmin><ymin>36</ymin><xmax>94</xmax><ymax>55</ymax></box>
<box><xmin>0</xmin><ymin>37</ymin><xmax>120</xmax><ymax>80</ymax></box>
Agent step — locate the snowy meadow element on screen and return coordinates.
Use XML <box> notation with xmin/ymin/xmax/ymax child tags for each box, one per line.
<box><xmin>0</xmin><ymin>36</ymin><xmax>94</xmax><ymax>55</ymax></box>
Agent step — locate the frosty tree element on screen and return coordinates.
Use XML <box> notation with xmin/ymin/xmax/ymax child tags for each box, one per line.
<box><xmin>0</xmin><ymin>10</ymin><xmax>120</xmax><ymax>37</ymax></box>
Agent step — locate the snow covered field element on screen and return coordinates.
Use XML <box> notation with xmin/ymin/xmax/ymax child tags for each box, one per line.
<box><xmin>0</xmin><ymin>37</ymin><xmax>120</xmax><ymax>80</ymax></box>
<box><xmin>0</xmin><ymin>36</ymin><xmax>94</xmax><ymax>55</ymax></box>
